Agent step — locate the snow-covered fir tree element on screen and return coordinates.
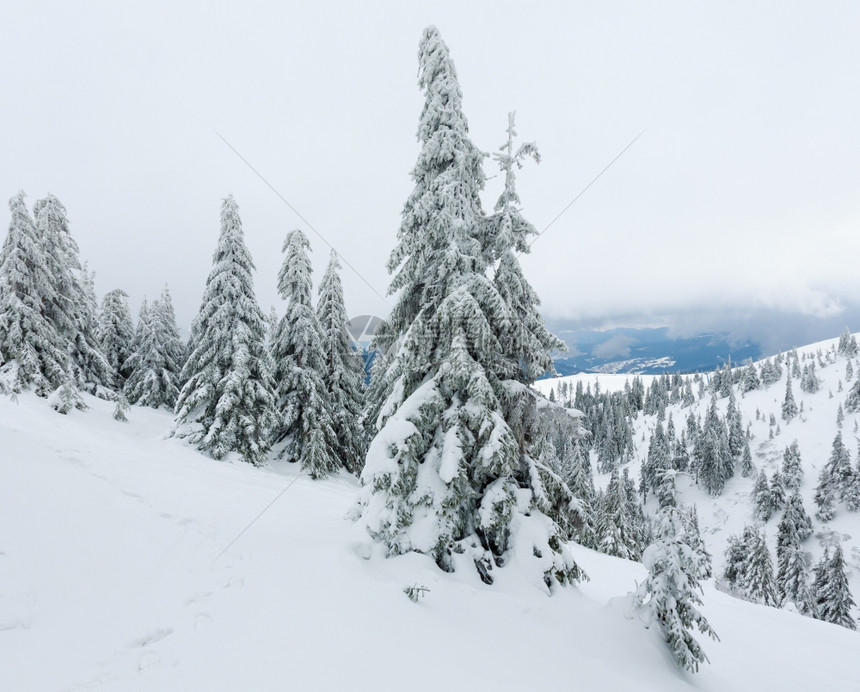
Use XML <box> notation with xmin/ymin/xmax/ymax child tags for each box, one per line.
<box><xmin>124</xmin><ymin>286</ymin><xmax>185</xmax><ymax>409</ymax></box>
<box><xmin>769</xmin><ymin>470</ymin><xmax>786</xmax><ymax>513</ymax></box>
<box><xmin>697</xmin><ymin>395</ymin><xmax>733</xmax><ymax>496</ymax></box>
<box><xmin>811</xmin><ymin>546</ymin><xmax>856</xmax><ymax>630</ymax></box>
<box><xmin>316</xmin><ymin>250</ymin><xmax>367</xmax><ymax>475</ymax></box>
<box><xmin>743</xmin><ymin>525</ymin><xmax>778</xmax><ymax>606</ymax></box>
<box><xmin>486</xmin><ymin>112</ymin><xmax>565</xmax><ymax>383</ymax></box>
<box><xmin>781</xmin><ymin>440</ymin><xmax>804</xmax><ymax>491</ymax></box>
<box><xmin>597</xmin><ymin>468</ymin><xmax>641</xmax><ymax>560</ymax></box>
<box><xmin>739</xmin><ymin>440</ymin><xmax>754</xmax><ymax>477</ymax></box>
<box><xmin>837</xmin><ymin>327</ymin><xmax>858</xmax><ymax>358</ymax></box>
<box><xmin>113</xmin><ymin>395</ymin><xmax>130</xmax><ymax>422</ymax></box>
<box><xmin>34</xmin><ymin>194</ymin><xmax>112</xmax><ymax>394</ymax></box>
<box><xmin>844</xmin><ymin>374</ymin><xmax>860</xmax><ymax>413</ymax></box>
<box><xmin>270</xmin><ymin>230</ymin><xmax>339</xmax><ymax>478</ymax></box>
<box><xmin>814</xmin><ymin>467</ymin><xmax>837</xmax><ymax>522</ymax></box>
<box><xmin>635</xmin><ymin>470</ymin><xmax>718</xmax><ymax>673</ymax></box>
<box><xmin>800</xmin><ymin>362</ymin><xmax>819</xmax><ymax>393</ymax></box>
<box><xmin>741</xmin><ymin>362</ymin><xmax>761</xmax><ymax>393</ymax></box>
<box><xmin>564</xmin><ymin>437</ymin><xmax>597</xmax><ymax>548</ymax></box>
<box><xmin>724</xmin><ymin>525</ymin><xmax>777</xmax><ymax>606</ymax></box>
<box><xmin>725</xmin><ymin>390</ymin><xmax>744</xmax><ymax>460</ymax></box>
<box><xmin>814</xmin><ymin>432</ymin><xmax>857</xmax><ymax>519</ymax></box>
<box><xmin>357</xmin><ymin>27</ymin><xmax>582</xmax><ymax>587</ymax></box>
<box><xmin>775</xmin><ymin>490</ymin><xmax>812</xmax><ymax>611</ymax></box>
<box><xmin>781</xmin><ymin>375</ymin><xmax>798</xmax><ymax>422</ymax></box>
<box><xmin>0</xmin><ymin>192</ymin><xmax>71</xmax><ymax>393</ymax></box>
<box><xmin>49</xmin><ymin>379</ymin><xmax>87</xmax><ymax>414</ymax></box>
<box><xmin>753</xmin><ymin>469</ymin><xmax>773</xmax><ymax>522</ymax></box>
<box><xmin>97</xmin><ymin>288</ymin><xmax>135</xmax><ymax>387</ymax></box>
<box><xmin>173</xmin><ymin>196</ymin><xmax>275</xmax><ymax>465</ymax></box>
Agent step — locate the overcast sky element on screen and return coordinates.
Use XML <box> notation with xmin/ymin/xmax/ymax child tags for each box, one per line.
<box><xmin>4</xmin><ymin>1</ymin><xmax>859</xmax><ymax>350</ymax></box>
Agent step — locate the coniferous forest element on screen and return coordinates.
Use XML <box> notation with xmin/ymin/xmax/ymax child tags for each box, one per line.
<box><xmin>1</xmin><ymin>27</ymin><xmax>858</xmax><ymax>685</ymax></box>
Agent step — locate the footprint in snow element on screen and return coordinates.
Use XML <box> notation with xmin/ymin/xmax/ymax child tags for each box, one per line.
<box><xmin>0</xmin><ymin>618</ymin><xmax>31</xmax><ymax>632</ymax></box>
<box><xmin>129</xmin><ymin>627</ymin><xmax>173</xmax><ymax>649</ymax></box>
<box><xmin>184</xmin><ymin>591</ymin><xmax>213</xmax><ymax>606</ymax></box>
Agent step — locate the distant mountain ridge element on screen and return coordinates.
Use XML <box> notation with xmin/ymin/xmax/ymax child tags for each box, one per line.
<box><xmin>545</xmin><ymin>325</ymin><xmax>761</xmax><ymax>376</ymax></box>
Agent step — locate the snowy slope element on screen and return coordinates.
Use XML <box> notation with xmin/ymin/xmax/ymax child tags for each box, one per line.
<box><xmin>535</xmin><ymin>335</ymin><xmax>860</xmax><ymax>612</ymax></box>
<box><xmin>1</xmin><ymin>392</ymin><xmax>858</xmax><ymax>690</ymax></box>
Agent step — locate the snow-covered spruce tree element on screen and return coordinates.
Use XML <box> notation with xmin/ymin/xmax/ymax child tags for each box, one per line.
<box><xmin>800</xmin><ymin>362</ymin><xmax>819</xmax><ymax>394</ymax></box>
<box><xmin>357</xmin><ymin>27</ymin><xmax>582</xmax><ymax>587</ymax></box>
<box><xmin>316</xmin><ymin>250</ymin><xmax>367</xmax><ymax>475</ymax></box>
<box><xmin>814</xmin><ymin>432</ymin><xmax>857</xmax><ymax>519</ymax></box>
<box><xmin>781</xmin><ymin>375</ymin><xmax>798</xmax><ymax>422</ymax></box>
<box><xmin>486</xmin><ymin>112</ymin><xmax>565</xmax><ymax>383</ymax></box>
<box><xmin>125</xmin><ymin>299</ymin><xmax>152</xmax><ymax>396</ymax></box>
<box><xmin>844</xmin><ymin>374</ymin><xmax>860</xmax><ymax>414</ymax></box>
<box><xmin>98</xmin><ymin>288</ymin><xmax>135</xmax><ymax>387</ymax></box>
<box><xmin>152</xmin><ymin>285</ymin><xmax>186</xmax><ymax>386</ymax></box>
<box><xmin>0</xmin><ymin>192</ymin><xmax>71</xmax><ymax>393</ymax></box>
<box><xmin>635</xmin><ymin>470</ymin><xmax>718</xmax><ymax>674</ymax></box>
<box><xmin>697</xmin><ymin>395</ymin><xmax>734</xmax><ymax>496</ymax></box>
<box><xmin>723</xmin><ymin>524</ymin><xmax>777</xmax><ymax>605</ymax></box>
<box><xmin>687</xmin><ymin>505</ymin><xmax>712</xmax><ymax>579</ymax></box>
<box><xmin>776</xmin><ymin>491</ymin><xmax>812</xmax><ymax>611</ymax></box>
<box><xmin>563</xmin><ymin>437</ymin><xmax>597</xmax><ymax>548</ymax></box>
<box><xmin>34</xmin><ymin>194</ymin><xmax>113</xmax><ymax>394</ymax></box>
<box><xmin>641</xmin><ymin>419</ymin><xmax>670</xmax><ymax>501</ymax></box>
<box><xmin>814</xmin><ymin>466</ymin><xmax>837</xmax><ymax>522</ymax></box>
<box><xmin>837</xmin><ymin>327</ymin><xmax>858</xmax><ymax>358</ymax></box>
<box><xmin>124</xmin><ymin>286</ymin><xmax>185</xmax><ymax>409</ymax></box>
<box><xmin>270</xmin><ymin>229</ymin><xmax>339</xmax><ymax>478</ymax></box>
<box><xmin>760</xmin><ymin>357</ymin><xmax>782</xmax><ymax>387</ymax></box>
<box><xmin>770</xmin><ymin>470</ymin><xmax>787</xmax><ymax>513</ymax></box>
<box><xmin>782</xmin><ymin>489</ymin><xmax>812</xmax><ymax>540</ymax></box>
<box><xmin>811</xmin><ymin>546</ymin><xmax>857</xmax><ymax>630</ymax></box>
<box><xmin>742</xmin><ymin>525</ymin><xmax>778</xmax><ymax>606</ymax></box>
<box><xmin>173</xmin><ymin>196</ymin><xmax>275</xmax><ymax>465</ymax></box>
<box><xmin>740</xmin><ymin>440</ymin><xmax>754</xmax><ymax>477</ymax></box>
<box><xmin>753</xmin><ymin>469</ymin><xmax>773</xmax><ymax>522</ymax></box>
<box><xmin>597</xmin><ymin>468</ymin><xmax>641</xmax><ymax>560</ymax></box>
<box><xmin>741</xmin><ymin>362</ymin><xmax>761</xmax><ymax>393</ymax></box>
<box><xmin>726</xmin><ymin>390</ymin><xmax>744</xmax><ymax>460</ymax></box>
<box><xmin>722</xmin><ymin>533</ymin><xmax>748</xmax><ymax>594</ymax></box>
<box><xmin>781</xmin><ymin>440</ymin><xmax>803</xmax><ymax>491</ymax></box>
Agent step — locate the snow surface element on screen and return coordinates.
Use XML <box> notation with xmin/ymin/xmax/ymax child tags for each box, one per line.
<box><xmin>2</xmin><ymin>389</ymin><xmax>859</xmax><ymax>691</ymax></box>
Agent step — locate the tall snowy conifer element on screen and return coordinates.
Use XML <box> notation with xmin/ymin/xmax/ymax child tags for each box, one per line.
<box><xmin>125</xmin><ymin>285</ymin><xmax>185</xmax><ymax>409</ymax></box>
<box><xmin>98</xmin><ymin>288</ymin><xmax>135</xmax><ymax>387</ymax></box>
<box><xmin>271</xmin><ymin>230</ymin><xmax>339</xmax><ymax>478</ymax></box>
<box><xmin>781</xmin><ymin>375</ymin><xmax>798</xmax><ymax>421</ymax></box>
<box><xmin>34</xmin><ymin>194</ymin><xmax>112</xmax><ymax>393</ymax></box>
<box><xmin>357</xmin><ymin>27</ymin><xmax>581</xmax><ymax>587</ymax></box>
<box><xmin>636</xmin><ymin>470</ymin><xmax>718</xmax><ymax>673</ymax></box>
<box><xmin>174</xmin><ymin>196</ymin><xmax>275</xmax><ymax>465</ymax></box>
<box><xmin>776</xmin><ymin>491</ymin><xmax>813</xmax><ymax>611</ymax></box>
<box><xmin>597</xmin><ymin>469</ymin><xmax>640</xmax><ymax>560</ymax></box>
<box><xmin>316</xmin><ymin>250</ymin><xmax>366</xmax><ymax>475</ymax></box>
<box><xmin>487</xmin><ymin>112</ymin><xmax>565</xmax><ymax>382</ymax></box>
<box><xmin>743</xmin><ymin>525</ymin><xmax>778</xmax><ymax>606</ymax></box>
<box><xmin>811</xmin><ymin>546</ymin><xmax>856</xmax><ymax>629</ymax></box>
<box><xmin>698</xmin><ymin>395</ymin><xmax>734</xmax><ymax>495</ymax></box>
<box><xmin>0</xmin><ymin>192</ymin><xmax>70</xmax><ymax>392</ymax></box>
